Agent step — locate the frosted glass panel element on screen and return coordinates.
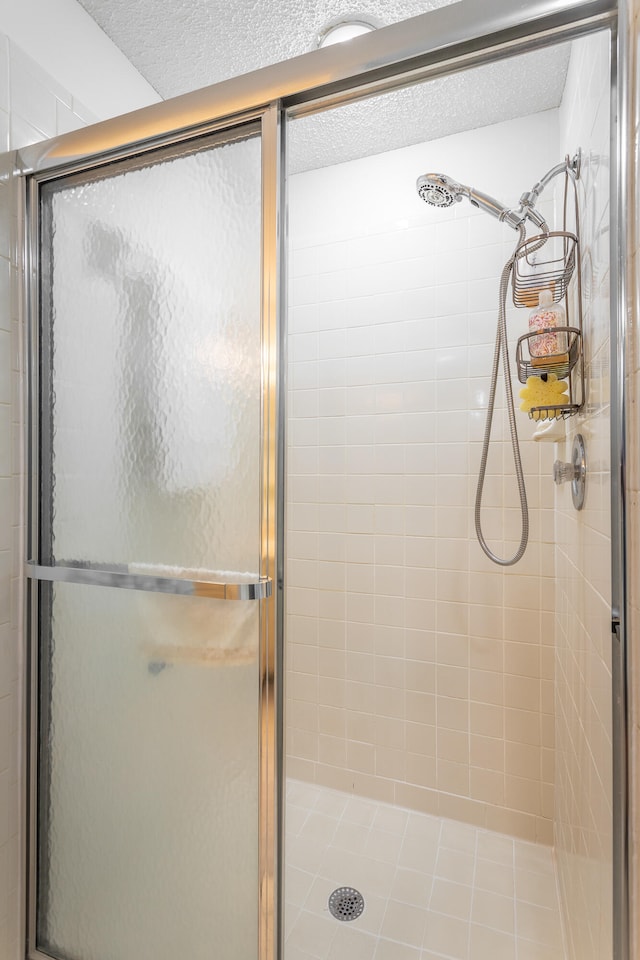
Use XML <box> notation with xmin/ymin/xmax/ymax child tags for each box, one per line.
<box><xmin>40</xmin><ymin>132</ymin><xmax>261</xmax><ymax>571</ymax></box>
<box><xmin>36</xmin><ymin>130</ymin><xmax>265</xmax><ymax>960</ymax></box>
<box><xmin>38</xmin><ymin>581</ymin><xmax>259</xmax><ymax>960</ymax></box>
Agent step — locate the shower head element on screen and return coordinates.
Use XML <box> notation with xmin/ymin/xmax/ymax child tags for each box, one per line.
<box><xmin>416</xmin><ymin>173</ymin><xmax>464</xmax><ymax>208</ymax></box>
<box><xmin>416</xmin><ymin>171</ymin><xmax>527</xmax><ymax>230</ymax></box>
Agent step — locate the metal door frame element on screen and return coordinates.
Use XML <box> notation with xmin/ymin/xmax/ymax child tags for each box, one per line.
<box><xmin>22</xmin><ymin>107</ymin><xmax>283</xmax><ymax>960</ymax></box>
<box><xmin>15</xmin><ymin>0</ymin><xmax>629</xmax><ymax>958</ymax></box>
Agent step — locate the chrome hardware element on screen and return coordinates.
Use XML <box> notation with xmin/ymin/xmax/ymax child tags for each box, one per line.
<box><xmin>552</xmin><ymin>433</ymin><xmax>586</xmax><ymax>510</ymax></box>
<box><xmin>418</xmin><ymin>153</ymin><xmax>581</xmax><ymax>236</ymax></box>
<box><xmin>328</xmin><ymin>887</ymin><xmax>365</xmax><ymax>922</ymax></box>
<box><xmin>25</xmin><ymin>561</ymin><xmax>272</xmax><ymax>600</ymax></box>
<box><xmin>553</xmin><ymin>460</ymin><xmax>576</xmax><ymax>484</ymax></box>
<box><xmin>513</xmin><ymin>161</ymin><xmax>585</xmax><ymax>425</ymax></box>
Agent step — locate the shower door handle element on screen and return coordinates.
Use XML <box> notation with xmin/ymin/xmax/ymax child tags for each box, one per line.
<box><xmin>25</xmin><ymin>561</ymin><xmax>272</xmax><ymax>600</ymax></box>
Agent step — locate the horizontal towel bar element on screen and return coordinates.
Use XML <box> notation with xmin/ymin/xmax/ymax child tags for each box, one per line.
<box><xmin>25</xmin><ymin>562</ymin><xmax>272</xmax><ymax>601</ymax></box>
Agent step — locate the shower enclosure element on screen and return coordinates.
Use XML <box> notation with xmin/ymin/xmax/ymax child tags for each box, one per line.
<box><xmin>12</xmin><ymin>1</ymin><xmax>629</xmax><ymax>959</ymax></box>
<box><xmin>283</xmin><ymin>34</ymin><xmax>614</xmax><ymax>960</ymax></box>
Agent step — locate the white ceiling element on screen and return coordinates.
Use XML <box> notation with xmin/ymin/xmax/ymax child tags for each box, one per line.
<box><xmin>287</xmin><ymin>44</ymin><xmax>570</xmax><ymax>173</ymax></box>
<box><xmin>76</xmin><ymin>0</ymin><xmax>571</xmax><ymax>172</ymax></box>
<box><xmin>77</xmin><ymin>0</ymin><xmax>462</xmax><ymax>98</ymax></box>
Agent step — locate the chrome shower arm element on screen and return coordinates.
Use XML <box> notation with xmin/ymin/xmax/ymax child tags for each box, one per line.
<box><xmin>528</xmin><ymin>151</ymin><xmax>580</xmax><ymax>198</ymax></box>
<box><xmin>467</xmin><ymin>186</ymin><xmax>527</xmax><ymax>230</ymax></box>
<box><xmin>468</xmin><ymin>184</ymin><xmax>552</xmax><ymax>232</ymax></box>
<box><xmin>515</xmin><ymin>150</ymin><xmax>581</xmax><ymax>230</ymax></box>
<box><xmin>466</xmin><ymin>156</ymin><xmax>576</xmax><ymax>231</ymax></box>
<box><xmin>527</xmin><ymin>161</ymin><xmax>570</xmax><ymax>201</ymax></box>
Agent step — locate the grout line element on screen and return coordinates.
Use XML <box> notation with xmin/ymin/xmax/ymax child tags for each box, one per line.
<box><xmin>466</xmin><ymin>824</ymin><xmax>480</xmax><ymax>958</ymax></box>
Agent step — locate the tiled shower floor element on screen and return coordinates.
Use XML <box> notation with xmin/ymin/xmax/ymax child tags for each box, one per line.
<box><xmin>285</xmin><ymin>780</ymin><xmax>566</xmax><ymax>960</ymax></box>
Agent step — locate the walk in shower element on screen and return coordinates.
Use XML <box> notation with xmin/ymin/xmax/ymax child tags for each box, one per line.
<box><xmin>284</xmin><ymin>27</ymin><xmax>613</xmax><ymax>960</ymax></box>
<box><xmin>14</xmin><ymin>3</ymin><xmax>628</xmax><ymax>960</ymax></box>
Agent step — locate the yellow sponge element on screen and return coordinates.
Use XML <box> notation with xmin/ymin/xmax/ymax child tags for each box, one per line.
<box><xmin>519</xmin><ymin>374</ymin><xmax>568</xmax><ymax>420</ymax></box>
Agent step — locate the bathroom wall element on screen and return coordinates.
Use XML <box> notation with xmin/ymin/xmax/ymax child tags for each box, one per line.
<box><xmin>286</xmin><ymin>109</ymin><xmax>559</xmax><ymax>843</ymax></box>
<box><xmin>553</xmin><ymin>30</ymin><xmax>613</xmax><ymax>960</ymax></box>
<box><xmin>0</xmin><ymin>0</ymin><xmax>160</xmax><ymax>120</ymax></box>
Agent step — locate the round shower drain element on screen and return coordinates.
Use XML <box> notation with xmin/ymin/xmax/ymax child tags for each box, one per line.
<box><xmin>328</xmin><ymin>886</ymin><xmax>365</xmax><ymax>922</ymax></box>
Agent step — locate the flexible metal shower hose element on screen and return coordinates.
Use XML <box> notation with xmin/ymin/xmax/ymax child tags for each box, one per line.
<box><xmin>474</xmin><ymin>224</ymin><xmax>530</xmax><ymax>566</ymax></box>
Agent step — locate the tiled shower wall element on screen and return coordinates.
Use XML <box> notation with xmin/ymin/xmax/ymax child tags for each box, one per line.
<box><xmin>553</xmin><ymin>30</ymin><xmax>613</xmax><ymax>960</ymax></box>
<box><xmin>0</xmin><ymin>32</ymin><xmax>93</xmax><ymax>959</ymax></box>
<box><xmin>286</xmin><ymin>110</ymin><xmax>559</xmax><ymax>843</ymax></box>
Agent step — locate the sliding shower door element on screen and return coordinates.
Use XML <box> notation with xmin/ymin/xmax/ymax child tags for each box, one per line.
<box><xmin>27</xmin><ymin>116</ymin><xmax>279</xmax><ymax>960</ymax></box>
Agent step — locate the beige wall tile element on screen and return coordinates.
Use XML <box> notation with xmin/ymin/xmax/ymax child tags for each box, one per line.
<box><xmin>284</xmin><ymin>107</ymin><xmax>593</xmax><ymax>852</ymax></box>
<box><xmin>470</xmin><ymin>702</ymin><xmax>504</xmax><ymax>739</ymax></box>
<box><xmin>470</xmin><ymin>668</ymin><xmax>503</xmax><ymax>706</ymax></box>
<box><xmin>405</xmin><ymin>753</ymin><xmax>436</xmax><ymax>789</ymax></box>
<box><xmin>470</xmin><ymin>768</ymin><xmax>505</xmax><ymax>806</ymax></box>
<box><xmin>485</xmin><ymin>806</ymin><xmax>537</xmax><ymax>843</ymax></box>
<box><xmin>437</xmin><ymin>759</ymin><xmax>469</xmax><ymax>796</ymax></box>
<box><xmin>470</xmin><ymin>636</ymin><xmax>503</xmax><ymax>672</ymax></box>
<box><xmin>394</xmin><ymin>782</ymin><xmax>439</xmax><ymax>816</ymax></box>
<box><xmin>437</xmin><ymin>729</ymin><xmax>469</xmax><ymax>765</ymax></box>
<box><xmin>505</xmin><ymin>708</ymin><xmax>541</xmax><ymax>746</ymax></box>
<box><xmin>470</xmin><ymin>735</ymin><xmax>504</xmax><ymax>773</ymax></box>
<box><xmin>436</xmin><ymin>696</ymin><xmax>468</xmax><ymax>732</ymax></box>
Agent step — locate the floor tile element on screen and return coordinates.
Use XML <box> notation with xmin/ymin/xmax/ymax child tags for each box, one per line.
<box><xmin>516</xmin><ymin>900</ymin><xmax>563</xmax><ymax>947</ymax></box>
<box><xmin>423</xmin><ymin>912</ymin><xmax>470</xmax><ymax>959</ymax></box>
<box><xmin>434</xmin><ymin>848</ymin><xmax>475</xmax><ymax>885</ymax></box>
<box><xmin>468</xmin><ymin>923</ymin><xmax>516</xmax><ymax>960</ymax></box>
<box><xmin>327</xmin><ymin>926</ymin><xmax>378</xmax><ymax>960</ymax></box>
<box><xmin>390</xmin><ymin>867</ymin><xmax>433</xmax><ymax>908</ymax></box>
<box><xmin>365</xmin><ymin>827</ymin><xmax>405</xmax><ymax>864</ymax></box>
<box><xmin>514</xmin><ymin>867</ymin><xmax>559</xmax><ymax>909</ymax></box>
<box><xmin>474</xmin><ymin>857</ymin><xmax>515</xmax><ymax>898</ymax></box>
<box><xmin>430</xmin><ymin>878</ymin><xmax>473</xmax><ymax>921</ymax></box>
<box><xmin>286</xmin><ymin>865</ymin><xmax>316</xmax><ymax>908</ymax></box>
<box><xmin>284</xmin><ymin>779</ymin><xmax>566</xmax><ymax>960</ymax></box>
<box><xmin>381</xmin><ymin>899</ymin><xmax>428</xmax><ymax>948</ymax></box>
<box><xmin>375</xmin><ymin>940</ymin><xmax>421</xmax><ymax>960</ymax></box>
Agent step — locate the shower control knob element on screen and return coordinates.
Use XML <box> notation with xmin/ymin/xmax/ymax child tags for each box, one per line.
<box><xmin>553</xmin><ymin>460</ymin><xmax>576</xmax><ymax>484</ymax></box>
<box><xmin>552</xmin><ymin>434</ymin><xmax>586</xmax><ymax>510</ymax></box>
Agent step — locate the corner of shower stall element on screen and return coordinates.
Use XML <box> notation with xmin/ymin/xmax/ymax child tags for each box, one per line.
<box><xmin>283</xmin><ymin>27</ymin><xmax>613</xmax><ymax>960</ymax></box>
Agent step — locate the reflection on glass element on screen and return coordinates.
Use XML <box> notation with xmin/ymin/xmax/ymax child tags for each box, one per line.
<box><xmin>37</xmin><ymin>130</ymin><xmax>263</xmax><ymax>960</ymax></box>
<box><xmin>41</xmin><ymin>133</ymin><xmax>262</xmax><ymax>573</ymax></box>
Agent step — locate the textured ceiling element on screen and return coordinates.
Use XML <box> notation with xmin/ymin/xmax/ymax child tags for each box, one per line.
<box><xmin>77</xmin><ymin>0</ymin><xmax>461</xmax><ymax>98</ymax></box>
<box><xmin>288</xmin><ymin>45</ymin><xmax>570</xmax><ymax>173</ymax></box>
<box><xmin>76</xmin><ymin>0</ymin><xmax>570</xmax><ymax>172</ymax></box>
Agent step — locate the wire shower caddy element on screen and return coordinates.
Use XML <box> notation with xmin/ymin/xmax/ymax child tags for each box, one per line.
<box><xmin>513</xmin><ymin>165</ymin><xmax>584</xmax><ymax>421</ymax></box>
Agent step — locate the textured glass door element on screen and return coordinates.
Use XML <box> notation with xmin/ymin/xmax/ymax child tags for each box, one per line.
<box><xmin>29</xmin><ymin>121</ymin><xmax>275</xmax><ymax>960</ymax></box>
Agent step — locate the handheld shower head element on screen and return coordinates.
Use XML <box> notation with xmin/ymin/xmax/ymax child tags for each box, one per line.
<box><xmin>416</xmin><ymin>173</ymin><xmax>464</xmax><ymax>208</ymax></box>
<box><xmin>416</xmin><ymin>171</ymin><xmax>527</xmax><ymax>230</ymax></box>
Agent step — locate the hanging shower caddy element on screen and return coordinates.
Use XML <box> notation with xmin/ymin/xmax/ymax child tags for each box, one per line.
<box><xmin>513</xmin><ymin>160</ymin><xmax>584</xmax><ymax>421</ymax></box>
<box><xmin>416</xmin><ymin>149</ymin><xmax>583</xmax><ymax>566</ymax></box>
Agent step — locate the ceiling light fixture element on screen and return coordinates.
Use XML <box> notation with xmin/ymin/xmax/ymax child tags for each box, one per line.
<box><xmin>317</xmin><ymin>19</ymin><xmax>377</xmax><ymax>49</ymax></box>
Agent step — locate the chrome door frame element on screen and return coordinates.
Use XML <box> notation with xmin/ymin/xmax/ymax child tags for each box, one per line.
<box><xmin>611</xmin><ymin>7</ymin><xmax>631</xmax><ymax>960</ymax></box>
<box><xmin>16</xmin><ymin>0</ymin><xmax>628</xmax><ymax>958</ymax></box>
<box><xmin>23</xmin><ymin>108</ymin><xmax>283</xmax><ymax>960</ymax></box>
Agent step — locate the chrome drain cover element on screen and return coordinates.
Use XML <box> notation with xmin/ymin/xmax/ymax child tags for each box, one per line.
<box><xmin>328</xmin><ymin>887</ymin><xmax>365</xmax><ymax>922</ymax></box>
